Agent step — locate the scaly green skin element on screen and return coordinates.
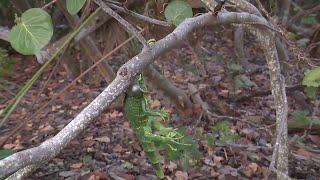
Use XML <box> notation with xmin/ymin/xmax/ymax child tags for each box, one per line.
<box><xmin>124</xmin><ymin>74</ymin><xmax>189</xmax><ymax>179</ymax></box>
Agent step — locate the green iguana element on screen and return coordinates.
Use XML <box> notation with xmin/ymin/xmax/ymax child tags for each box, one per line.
<box><xmin>124</xmin><ymin>74</ymin><xmax>199</xmax><ymax>179</ymax></box>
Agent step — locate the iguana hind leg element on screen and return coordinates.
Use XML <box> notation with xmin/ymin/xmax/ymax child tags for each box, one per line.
<box><xmin>140</xmin><ymin>139</ymin><xmax>164</xmax><ymax>179</ymax></box>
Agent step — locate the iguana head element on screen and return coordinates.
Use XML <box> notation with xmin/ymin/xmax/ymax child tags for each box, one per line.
<box><xmin>135</xmin><ymin>73</ymin><xmax>148</xmax><ymax>92</ymax></box>
<box><xmin>127</xmin><ymin>74</ymin><xmax>148</xmax><ymax>97</ymax></box>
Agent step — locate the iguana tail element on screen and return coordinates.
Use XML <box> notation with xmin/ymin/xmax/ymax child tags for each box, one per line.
<box><xmin>141</xmin><ymin>140</ymin><xmax>164</xmax><ymax>179</ymax></box>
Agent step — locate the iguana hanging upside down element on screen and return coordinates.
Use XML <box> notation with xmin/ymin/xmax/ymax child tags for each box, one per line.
<box><xmin>124</xmin><ymin>74</ymin><xmax>192</xmax><ymax>179</ymax></box>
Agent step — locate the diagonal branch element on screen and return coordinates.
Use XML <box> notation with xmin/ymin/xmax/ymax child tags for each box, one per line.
<box><xmin>106</xmin><ymin>2</ymin><xmax>171</xmax><ymax>27</ymax></box>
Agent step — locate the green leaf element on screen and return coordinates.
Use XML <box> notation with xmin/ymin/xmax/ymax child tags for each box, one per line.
<box><xmin>296</xmin><ymin>38</ymin><xmax>309</xmax><ymax>47</ymax></box>
<box><xmin>0</xmin><ymin>149</ymin><xmax>15</xmax><ymax>160</ymax></box>
<box><xmin>305</xmin><ymin>86</ymin><xmax>317</xmax><ymax>97</ymax></box>
<box><xmin>301</xmin><ymin>14</ymin><xmax>317</xmax><ymax>25</ymax></box>
<box><xmin>206</xmin><ymin>133</ymin><xmax>216</xmax><ymax>147</ymax></box>
<box><xmin>287</xmin><ymin>32</ymin><xmax>297</xmax><ymax>41</ymax></box>
<box><xmin>312</xmin><ymin>117</ymin><xmax>320</xmax><ymax>125</ymax></box>
<box><xmin>164</xmin><ymin>0</ymin><xmax>193</xmax><ymax>26</ymax></box>
<box><xmin>290</xmin><ymin>134</ymin><xmax>305</xmax><ymax>146</ymax></box>
<box><xmin>9</xmin><ymin>8</ymin><xmax>53</xmax><ymax>55</ymax></box>
<box><xmin>228</xmin><ymin>63</ymin><xmax>244</xmax><ymax>71</ymax></box>
<box><xmin>291</xmin><ymin>110</ymin><xmax>312</xmax><ymax>127</ymax></box>
<box><xmin>66</xmin><ymin>0</ymin><xmax>86</xmax><ymax>15</ymax></box>
<box><xmin>303</xmin><ymin>67</ymin><xmax>320</xmax><ymax>87</ymax></box>
<box><xmin>235</xmin><ymin>75</ymin><xmax>256</xmax><ymax>89</ymax></box>
<box><xmin>80</xmin><ymin>154</ymin><xmax>92</xmax><ymax>163</ymax></box>
<box><xmin>121</xmin><ymin>162</ymin><xmax>134</xmax><ymax>169</ymax></box>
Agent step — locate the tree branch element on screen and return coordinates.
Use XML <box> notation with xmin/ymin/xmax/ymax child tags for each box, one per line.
<box><xmin>106</xmin><ymin>3</ymin><xmax>171</xmax><ymax>27</ymax></box>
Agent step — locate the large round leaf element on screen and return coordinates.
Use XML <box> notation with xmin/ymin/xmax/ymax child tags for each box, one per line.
<box><xmin>66</xmin><ymin>0</ymin><xmax>86</xmax><ymax>15</ymax></box>
<box><xmin>164</xmin><ymin>0</ymin><xmax>193</xmax><ymax>26</ymax></box>
<box><xmin>302</xmin><ymin>67</ymin><xmax>320</xmax><ymax>87</ymax></box>
<box><xmin>9</xmin><ymin>8</ymin><xmax>53</xmax><ymax>55</ymax></box>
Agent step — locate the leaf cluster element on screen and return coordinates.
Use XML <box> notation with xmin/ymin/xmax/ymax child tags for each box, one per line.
<box><xmin>212</xmin><ymin>121</ymin><xmax>238</xmax><ymax>144</ymax></box>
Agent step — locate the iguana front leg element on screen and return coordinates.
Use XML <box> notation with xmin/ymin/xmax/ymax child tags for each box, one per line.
<box><xmin>142</xmin><ymin>97</ymin><xmax>170</xmax><ymax>120</ymax></box>
<box><xmin>142</xmin><ymin>99</ymin><xmax>190</xmax><ymax>147</ymax></box>
<box><xmin>141</xmin><ymin>126</ymin><xmax>191</xmax><ymax>148</ymax></box>
<box><xmin>149</xmin><ymin>117</ymin><xmax>174</xmax><ymax>134</ymax></box>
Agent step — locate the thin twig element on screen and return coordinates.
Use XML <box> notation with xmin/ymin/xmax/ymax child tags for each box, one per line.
<box><xmin>216</xmin><ymin>143</ymin><xmax>271</xmax><ymax>150</ymax></box>
<box><xmin>94</xmin><ymin>0</ymin><xmax>148</xmax><ymax>48</ymax></box>
<box><xmin>42</xmin><ymin>0</ymin><xmax>57</xmax><ymax>9</ymax></box>
<box><xmin>106</xmin><ymin>3</ymin><xmax>171</xmax><ymax>27</ymax></box>
<box><xmin>206</xmin><ymin>110</ymin><xmax>261</xmax><ymax>128</ymax></box>
<box><xmin>289</xmin><ymin>4</ymin><xmax>320</xmax><ymax>24</ymax></box>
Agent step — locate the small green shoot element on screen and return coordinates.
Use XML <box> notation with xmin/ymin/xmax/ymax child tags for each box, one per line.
<box><xmin>212</xmin><ymin>121</ymin><xmax>238</xmax><ymax>144</ymax></box>
<box><xmin>301</xmin><ymin>14</ymin><xmax>317</xmax><ymax>25</ymax></box>
<box><xmin>227</xmin><ymin>63</ymin><xmax>244</xmax><ymax>72</ymax></box>
<box><xmin>121</xmin><ymin>162</ymin><xmax>134</xmax><ymax>169</ymax></box>
<box><xmin>305</xmin><ymin>86</ymin><xmax>317</xmax><ymax>97</ymax></box>
<box><xmin>80</xmin><ymin>154</ymin><xmax>93</xmax><ymax>163</ymax></box>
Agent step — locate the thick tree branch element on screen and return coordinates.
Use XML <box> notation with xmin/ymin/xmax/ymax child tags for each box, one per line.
<box><xmin>0</xmin><ymin>12</ymin><xmax>271</xmax><ymax>178</ymax></box>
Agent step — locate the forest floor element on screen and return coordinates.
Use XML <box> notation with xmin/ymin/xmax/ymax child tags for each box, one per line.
<box><xmin>1</xmin><ymin>27</ymin><xmax>320</xmax><ymax>180</ymax></box>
